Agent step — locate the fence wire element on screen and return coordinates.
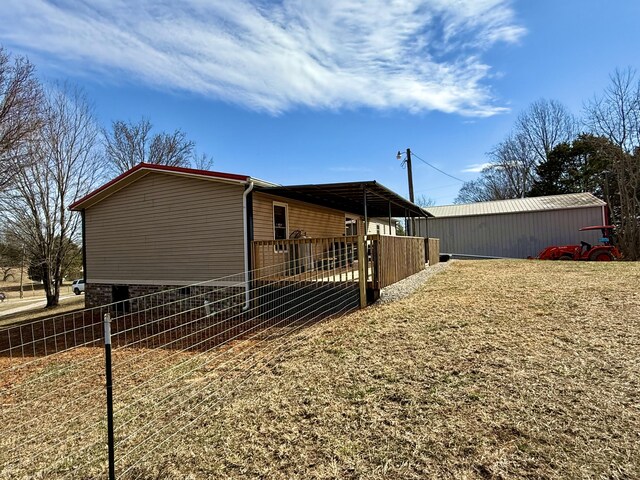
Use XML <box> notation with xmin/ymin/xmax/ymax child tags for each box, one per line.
<box><xmin>0</xmin><ymin>241</ymin><xmax>364</xmax><ymax>479</ymax></box>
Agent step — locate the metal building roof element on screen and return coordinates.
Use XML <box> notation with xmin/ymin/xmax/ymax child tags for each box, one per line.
<box><xmin>424</xmin><ymin>193</ymin><xmax>606</xmax><ymax>218</ymax></box>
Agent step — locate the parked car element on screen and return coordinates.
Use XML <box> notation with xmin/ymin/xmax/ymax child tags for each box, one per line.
<box><xmin>72</xmin><ymin>279</ymin><xmax>85</xmax><ymax>295</ymax></box>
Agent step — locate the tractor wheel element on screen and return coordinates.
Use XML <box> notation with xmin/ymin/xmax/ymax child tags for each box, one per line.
<box><xmin>558</xmin><ymin>255</ymin><xmax>573</xmax><ymax>261</ymax></box>
<box><xmin>590</xmin><ymin>251</ymin><xmax>613</xmax><ymax>262</ymax></box>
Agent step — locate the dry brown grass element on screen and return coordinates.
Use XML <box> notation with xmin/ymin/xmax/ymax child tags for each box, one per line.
<box><xmin>0</xmin><ymin>279</ymin><xmax>75</xmax><ymax>300</ymax></box>
<box><xmin>1</xmin><ymin>260</ymin><xmax>639</xmax><ymax>479</ymax></box>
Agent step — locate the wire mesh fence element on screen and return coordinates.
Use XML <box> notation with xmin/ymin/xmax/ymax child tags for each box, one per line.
<box><xmin>0</xmin><ymin>237</ymin><xmax>364</xmax><ymax>479</ymax></box>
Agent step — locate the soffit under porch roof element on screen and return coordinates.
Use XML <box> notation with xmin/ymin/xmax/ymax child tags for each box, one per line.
<box><xmin>255</xmin><ymin>181</ymin><xmax>431</xmax><ymax>218</ymax></box>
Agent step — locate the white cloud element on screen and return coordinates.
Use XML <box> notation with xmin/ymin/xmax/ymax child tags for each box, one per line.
<box><xmin>461</xmin><ymin>162</ymin><xmax>492</xmax><ymax>173</ymax></box>
<box><xmin>0</xmin><ymin>0</ymin><xmax>525</xmax><ymax>115</ymax></box>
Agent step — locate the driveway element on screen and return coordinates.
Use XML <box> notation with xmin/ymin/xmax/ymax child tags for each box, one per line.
<box><xmin>0</xmin><ymin>294</ymin><xmax>78</xmax><ymax>318</ymax></box>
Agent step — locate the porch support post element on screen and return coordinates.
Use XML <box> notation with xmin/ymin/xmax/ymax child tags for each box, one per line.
<box><xmin>363</xmin><ymin>186</ymin><xmax>368</xmax><ymax>237</ymax></box>
<box><xmin>424</xmin><ymin>213</ymin><xmax>430</xmax><ymax>238</ymax></box>
<box><xmin>388</xmin><ymin>201</ymin><xmax>392</xmax><ymax>236</ymax></box>
<box><xmin>404</xmin><ymin>208</ymin><xmax>409</xmax><ymax>236</ymax></box>
<box><xmin>357</xmin><ymin>234</ymin><xmax>367</xmax><ymax>309</ymax></box>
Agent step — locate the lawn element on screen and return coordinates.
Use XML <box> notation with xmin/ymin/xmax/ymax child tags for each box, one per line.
<box><xmin>0</xmin><ymin>279</ymin><xmax>83</xmax><ymax>326</ymax></box>
<box><xmin>1</xmin><ymin>260</ymin><xmax>639</xmax><ymax>479</ymax></box>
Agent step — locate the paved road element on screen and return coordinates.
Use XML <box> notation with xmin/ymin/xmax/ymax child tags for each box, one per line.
<box><xmin>0</xmin><ymin>294</ymin><xmax>78</xmax><ymax>317</ymax></box>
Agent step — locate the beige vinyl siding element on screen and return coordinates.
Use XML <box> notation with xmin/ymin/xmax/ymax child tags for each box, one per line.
<box><xmin>367</xmin><ymin>218</ymin><xmax>397</xmax><ymax>236</ymax></box>
<box><xmin>85</xmin><ymin>172</ymin><xmax>245</xmax><ymax>283</ymax></box>
<box><xmin>253</xmin><ymin>192</ymin><xmax>358</xmax><ymax>240</ymax></box>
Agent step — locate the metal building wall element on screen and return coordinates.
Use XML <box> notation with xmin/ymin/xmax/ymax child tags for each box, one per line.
<box><xmin>416</xmin><ymin>207</ymin><xmax>605</xmax><ymax>258</ymax></box>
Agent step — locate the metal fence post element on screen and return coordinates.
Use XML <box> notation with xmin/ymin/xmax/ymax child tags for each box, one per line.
<box><xmin>103</xmin><ymin>313</ymin><xmax>115</xmax><ymax>480</ymax></box>
<box><xmin>357</xmin><ymin>235</ymin><xmax>367</xmax><ymax>309</ymax></box>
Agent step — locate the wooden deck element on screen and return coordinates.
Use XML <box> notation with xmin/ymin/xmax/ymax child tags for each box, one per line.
<box><xmin>252</xmin><ymin>234</ymin><xmax>428</xmax><ymax>292</ymax></box>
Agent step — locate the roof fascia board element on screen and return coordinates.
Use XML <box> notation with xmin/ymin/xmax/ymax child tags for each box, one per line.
<box><xmin>363</xmin><ymin>182</ymin><xmax>432</xmax><ymax>217</ymax></box>
<box><xmin>70</xmin><ymin>169</ymin><xmax>151</xmax><ymax>211</ymax></box>
<box><xmin>70</xmin><ymin>165</ymin><xmax>249</xmax><ymax>211</ymax></box>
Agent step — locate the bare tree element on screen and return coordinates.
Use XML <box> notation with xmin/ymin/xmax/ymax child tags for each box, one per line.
<box><xmin>516</xmin><ymin>98</ymin><xmax>577</xmax><ymax>163</ymax></box>
<box><xmin>0</xmin><ymin>234</ymin><xmax>22</xmax><ymax>282</ymax></box>
<box><xmin>456</xmin><ymin>99</ymin><xmax>575</xmax><ymax>203</ymax></box>
<box><xmin>456</xmin><ymin>133</ymin><xmax>537</xmax><ymax>204</ymax></box>
<box><xmin>191</xmin><ymin>151</ymin><xmax>215</xmax><ymax>171</ymax></box>
<box><xmin>2</xmin><ymin>85</ymin><xmax>102</xmax><ymax>307</ymax></box>
<box><xmin>0</xmin><ymin>46</ymin><xmax>44</xmax><ymax>191</ymax></box>
<box><xmin>585</xmin><ymin>68</ymin><xmax>640</xmax><ymax>153</ymax></box>
<box><xmin>148</xmin><ymin>129</ymin><xmax>194</xmax><ymax>166</ymax></box>
<box><xmin>612</xmin><ymin>149</ymin><xmax>640</xmax><ymax>260</ymax></box>
<box><xmin>455</xmin><ymin>167</ymin><xmax>514</xmax><ymax>203</ymax></box>
<box><xmin>102</xmin><ymin>118</ymin><xmax>152</xmax><ymax>173</ymax></box>
<box><xmin>585</xmin><ymin>68</ymin><xmax>640</xmax><ymax>260</ymax></box>
<box><xmin>103</xmin><ymin>118</ymin><xmax>213</xmax><ymax>174</ymax></box>
<box><xmin>488</xmin><ymin>133</ymin><xmax>538</xmax><ymax>198</ymax></box>
<box><xmin>414</xmin><ymin>194</ymin><xmax>436</xmax><ymax>207</ymax></box>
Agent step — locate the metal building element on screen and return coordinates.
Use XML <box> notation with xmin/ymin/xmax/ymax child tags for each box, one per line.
<box><xmin>415</xmin><ymin>193</ymin><xmax>608</xmax><ymax>259</ymax></box>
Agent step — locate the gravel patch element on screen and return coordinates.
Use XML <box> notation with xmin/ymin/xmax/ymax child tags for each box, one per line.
<box><xmin>378</xmin><ymin>259</ymin><xmax>453</xmax><ymax>303</ymax></box>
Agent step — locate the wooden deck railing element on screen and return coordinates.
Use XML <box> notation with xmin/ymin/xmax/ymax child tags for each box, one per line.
<box><xmin>426</xmin><ymin>238</ymin><xmax>440</xmax><ymax>265</ymax></box>
<box><xmin>252</xmin><ymin>234</ymin><xmax>427</xmax><ymax>295</ymax></box>
<box><xmin>369</xmin><ymin>234</ymin><xmax>426</xmax><ymax>288</ymax></box>
<box><xmin>252</xmin><ymin>236</ymin><xmax>362</xmax><ymax>281</ymax></box>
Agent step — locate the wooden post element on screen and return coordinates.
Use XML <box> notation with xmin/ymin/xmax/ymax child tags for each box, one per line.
<box><xmin>357</xmin><ymin>234</ymin><xmax>367</xmax><ymax>309</ymax></box>
<box><xmin>425</xmin><ymin>237</ymin><xmax>429</xmax><ymax>264</ymax></box>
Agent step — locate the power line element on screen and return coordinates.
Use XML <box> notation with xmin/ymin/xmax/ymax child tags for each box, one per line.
<box><xmin>410</xmin><ymin>151</ymin><xmax>466</xmax><ymax>183</ymax></box>
<box><xmin>413</xmin><ymin>182</ymin><xmax>461</xmax><ymax>194</ymax></box>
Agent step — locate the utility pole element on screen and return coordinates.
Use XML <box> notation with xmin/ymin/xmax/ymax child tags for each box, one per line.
<box><xmin>406</xmin><ymin>147</ymin><xmax>415</xmax><ymax>203</ymax></box>
<box><xmin>396</xmin><ymin>148</ymin><xmax>416</xmax><ymax>203</ymax></box>
<box><xmin>397</xmin><ymin>148</ymin><xmax>417</xmax><ymax>236</ymax></box>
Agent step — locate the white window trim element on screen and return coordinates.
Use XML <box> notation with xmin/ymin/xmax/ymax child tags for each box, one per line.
<box><xmin>273</xmin><ymin>201</ymin><xmax>289</xmax><ymax>252</ymax></box>
<box><xmin>345</xmin><ymin>214</ymin><xmax>358</xmax><ymax>236</ymax></box>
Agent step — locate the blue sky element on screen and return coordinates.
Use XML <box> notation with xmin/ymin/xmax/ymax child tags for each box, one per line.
<box><xmin>1</xmin><ymin>0</ymin><xmax>638</xmax><ymax>204</ymax></box>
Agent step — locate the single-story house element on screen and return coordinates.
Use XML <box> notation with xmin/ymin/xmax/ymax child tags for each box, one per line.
<box><xmin>70</xmin><ymin>163</ymin><xmax>428</xmax><ymax>307</ymax></box>
<box><xmin>415</xmin><ymin>193</ymin><xmax>608</xmax><ymax>259</ymax></box>
<box><xmin>367</xmin><ymin>218</ymin><xmax>397</xmax><ymax>236</ymax></box>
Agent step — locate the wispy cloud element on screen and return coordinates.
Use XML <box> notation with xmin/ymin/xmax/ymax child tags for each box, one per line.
<box><xmin>0</xmin><ymin>0</ymin><xmax>525</xmax><ymax>115</ymax></box>
<box><xmin>461</xmin><ymin>162</ymin><xmax>492</xmax><ymax>173</ymax></box>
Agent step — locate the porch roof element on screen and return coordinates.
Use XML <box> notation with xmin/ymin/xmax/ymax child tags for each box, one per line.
<box><xmin>256</xmin><ymin>181</ymin><xmax>431</xmax><ymax>218</ymax></box>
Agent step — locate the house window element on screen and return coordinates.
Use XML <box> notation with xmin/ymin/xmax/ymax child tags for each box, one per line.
<box><xmin>273</xmin><ymin>202</ymin><xmax>288</xmax><ymax>251</ymax></box>
<box><xmin>345</xmin><ymin>216</ymin><xmax>358</xmax><ymax>236</ymax></box>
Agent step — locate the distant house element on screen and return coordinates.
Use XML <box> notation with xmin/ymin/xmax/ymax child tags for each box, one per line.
<box><xmin>415</xmin><ymin>193</ymin><xmax>608</xmax><ymax>259</ymax></box>
<box><xmin>367</xmin><ymin>218</ymin><xmax>397</xmax><ymax>236</ymax></box>
<box><xmin>70</xmin><ymin>163</ymin><xmax>427</xmax><ymax>307</ymax></box>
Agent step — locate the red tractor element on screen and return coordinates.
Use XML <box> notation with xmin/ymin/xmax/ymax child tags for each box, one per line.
<box><xmin>532</xmin><ymin>225</ymin><xmax>622</xmax><ymax>261</ymax></box>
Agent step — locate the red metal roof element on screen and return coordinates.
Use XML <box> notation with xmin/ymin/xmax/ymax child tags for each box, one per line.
<box><xmin>70</xmin><ymin>163</ymin><xmax>250</xmax><ymax>210</ymax></box>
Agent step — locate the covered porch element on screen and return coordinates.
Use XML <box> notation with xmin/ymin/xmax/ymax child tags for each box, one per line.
<box><xmin>254</xmin><ymin>180</ymin><xmax>432</xmax><ymax>237</ymax></box>
<box><xmin>251</xmin><ymin>234</ymin><xmax>434</xmax><ymax>306</ymax></box>
<box><xmin>250</xmin><ymin>180</ymin><xmax>436</xmax><ymax>305</ymax></box>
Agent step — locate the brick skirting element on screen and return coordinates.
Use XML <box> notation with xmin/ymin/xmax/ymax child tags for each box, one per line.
<box><xmin>85</xmin><ymin>283</ymin><xmax>245</xmax><ymax>312</ymax></box>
